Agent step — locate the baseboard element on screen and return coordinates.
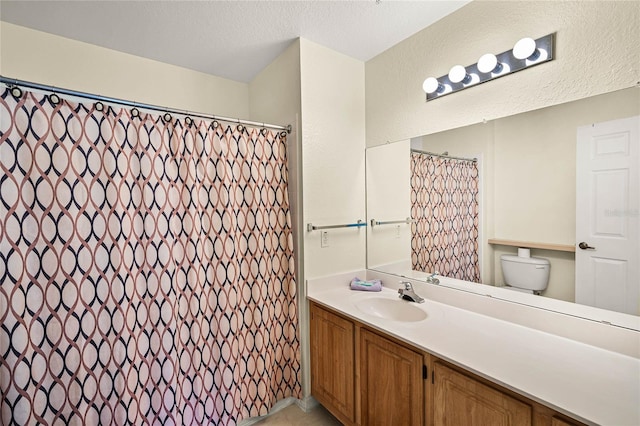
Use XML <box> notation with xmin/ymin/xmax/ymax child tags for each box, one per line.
<box><xmin>295</xmin><ymin>395</ymin><xmax>319</xmax><ymax>412</ymax></box>
<box><xmin>237</xmin><ymin>397</ymin><xmax>298</xmax><ymax>426</ymax></box>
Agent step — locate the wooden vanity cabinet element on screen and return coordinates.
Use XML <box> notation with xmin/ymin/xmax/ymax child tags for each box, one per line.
<box><xmin>360</xmin><ymin>329</ymin><xmax>425</xmax><ymax>426</ymax></box>
<box><xmin>309</xmin><ymin>302</ymin><xmax>586</xmax><ymax>426</ymax></box>
<box><xmin>309</xmin><ymin>302</ymin><xmax>357</xmax><ymax>425</ymax></box>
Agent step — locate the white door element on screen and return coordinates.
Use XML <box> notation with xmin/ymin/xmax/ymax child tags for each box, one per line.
<box><xmin>576</xmin><ymin>116</ymin><xmax>639</xmax><ymax>315</ymax></box>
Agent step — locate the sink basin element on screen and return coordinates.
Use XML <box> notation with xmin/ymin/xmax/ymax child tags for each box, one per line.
<box><xmin>355</xmin><ymin>297</ymin><xmax>427</xmax><ymax>322</ymax></box>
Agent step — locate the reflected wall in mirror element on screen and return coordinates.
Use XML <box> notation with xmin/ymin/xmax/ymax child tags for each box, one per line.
<box><xmin>366</xmin><ymin>87</ymin><xmax>639</xmax><ymax>315</ymax></box>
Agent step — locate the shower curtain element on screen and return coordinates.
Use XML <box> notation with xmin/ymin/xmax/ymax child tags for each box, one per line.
<box><xmin>0</xmin><ymin>87</ymin><xmax>300</xmax><ymax>425</ymax></box>
<box><xmin>410</xmin><ymin>152</ymin><xmax>480</xmax><ymax>282</ymax></box>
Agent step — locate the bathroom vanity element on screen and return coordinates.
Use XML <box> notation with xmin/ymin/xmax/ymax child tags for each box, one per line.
<box><xmin>307</xmin><ymin>273</ymin><xmax>640</xmax><ymax>426</ymax></box>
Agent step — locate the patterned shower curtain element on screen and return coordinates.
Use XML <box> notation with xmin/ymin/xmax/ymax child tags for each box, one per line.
<box><xmin>410</xmin><ymin>152</ymin><xmax>480</xmax><ymax>282</ymax></box>
<box><xmin>0</xmin><ymin>87</ymin><xmax>300</xmax><ymax>425</ymax></box>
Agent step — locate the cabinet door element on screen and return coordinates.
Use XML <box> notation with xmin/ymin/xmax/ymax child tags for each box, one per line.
<box><xmin>360</xmin><ymin>329</ymin><xmax>424</xmax><ymax>426</ymax></box>
<box><xmin>310</xmin><ymin>303</ymin><xmax>356</xmax><ymax>424</ymax></box>
<box><xmin>551</xmin><ymin>416</ymin><xmax>581</xmax><ymax>426</ymax></box>
<box><xmin>434</xmin><ymin>362</ymin><xmax>532</xmax><ymax>426</ymax></box>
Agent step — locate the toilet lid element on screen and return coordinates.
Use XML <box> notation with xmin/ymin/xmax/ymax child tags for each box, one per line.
<box><xmin>501</xmin><ymin>254</ymin><xmax>549</xmax><ymax>266</ymax></box>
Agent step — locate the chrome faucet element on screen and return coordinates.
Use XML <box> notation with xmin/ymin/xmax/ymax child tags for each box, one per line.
<box><xmin>426</xmin><ymin>272</ymin><xmax>440</xmax><ymax>285</ymax></box>
<box><xmin>398</xmin><ymin>281</ymin><xmax>425</xmax><ymax>303</ymax></box>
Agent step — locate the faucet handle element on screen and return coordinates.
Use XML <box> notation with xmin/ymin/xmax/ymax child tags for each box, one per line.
<box><xmin>400</xmin><ymin>281</ymin><xmax>413</xmax><ymax>290</ymax></box>
<box><xmin>426</xmin><ymin>272</ymin><xmax>440</xmax><ymax>285</ymax></box>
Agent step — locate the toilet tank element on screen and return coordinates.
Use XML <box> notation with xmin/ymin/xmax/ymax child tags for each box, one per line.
<box><xmin>500</xmin><ymin>254</ymin><xmax>550</xmax><ymax>291</ymax></box>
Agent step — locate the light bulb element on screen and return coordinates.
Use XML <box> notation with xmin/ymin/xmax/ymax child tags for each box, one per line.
<box><xmin>422</xmin><ymin>77</ymin><xmax>442</xmax><ymax>94</ymax></box>
<box><xmin>477</xmin><ymin>53</ymin><xmax>501</xmax><ymax>74</ymax></box>
<box><xmin>448</xmin><ymin>65</ymin><xmax>469</xmax><ymax>84</ymax></box>
<box><xmin>513</xmin><ymin>37</ymin><xmax>538</xmax><ymax>60</ymax></box>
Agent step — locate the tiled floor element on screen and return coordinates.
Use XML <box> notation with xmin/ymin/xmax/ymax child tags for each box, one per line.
<box><xmin>254</xmin><ymin>403</ymin><xmax>342</xmax><ymax>426</ymax></box>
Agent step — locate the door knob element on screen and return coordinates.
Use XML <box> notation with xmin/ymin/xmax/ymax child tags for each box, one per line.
<box><xmin>578</xmin><ymin>242</ymin><xmax>596</xmax><ymax>250</ymax></box>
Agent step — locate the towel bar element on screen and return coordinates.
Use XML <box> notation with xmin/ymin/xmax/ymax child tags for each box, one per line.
<box><xmin>370</xmin><ymin>217</ymin><xmax>415</xmax><ymax>227</ymax></box>
<box><xmin>307</xmin><ymin>220</ymin><xmax>366</xmax><ymax>232</ymax></box>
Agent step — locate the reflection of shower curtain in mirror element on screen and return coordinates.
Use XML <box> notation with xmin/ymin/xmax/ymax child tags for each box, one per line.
<box><xmin>410</xmin><ymin>152</ymin><xmax>480</xmax><ymax>282</ymax></box>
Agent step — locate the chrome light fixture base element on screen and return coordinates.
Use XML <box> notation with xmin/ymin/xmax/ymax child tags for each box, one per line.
<box><xmin>424</xmin><ymin>33</ymin><xmax>554</xmax><ymax>102</ymax></box>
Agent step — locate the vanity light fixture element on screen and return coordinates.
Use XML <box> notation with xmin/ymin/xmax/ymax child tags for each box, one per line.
<box><xmin>422</xmin><ymin>77</ymin><xmax>444</xmax><ymax>94</ymax></box>
<box><xmin>448</xmin><ymin>65</ymin><xmax>470</xmax><ymax>84</ymax></box>
<box><xmin>513</xmin><ymin>37</ymin><xmax>539</xmax><ymax>60</ymax></box>
<box><xmin>477</xmin><ymin>53</ymin><xmax>501</xmax><ymax>74</ymax></box>
<box><xmin>422</xmin><ymin>33</ymin><xmax>554</xmax><ymax>101</ymax></box>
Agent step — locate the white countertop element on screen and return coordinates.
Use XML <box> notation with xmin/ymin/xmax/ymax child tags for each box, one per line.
<box><xmin>307</xmin><ymin>276</ymin><xmax>640</xmax><ymax>426</ymax></box>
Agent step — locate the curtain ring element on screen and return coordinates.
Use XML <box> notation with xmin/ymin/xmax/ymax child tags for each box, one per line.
<box><xmin>185</xmin><ymin>116</ymin><xmax>193</xmax><ymax>127</ymax></box>
<box><xmin>95</xmin><ymin>101</ymin><xmax>104</xmax><ymax>112</ymax></box>
<box><xmin>49</xmin><ymin>93</ymin><xmax>60</xmax><ymax>105</ymax></box>
<box><xmin>163</xmin><ymin>112</ymin><xmax>172</xmax><ymax>123</ymax></box>
<box><xmin>10</xmin><ymin>86</ymin><xmax>23</xmax><ymax>98</ymax></box>
<box><xmin>237</xmin><ymin>123</ymin><xmax>244</xmax><ymax>132</ymax></box>
<box><xmin>260</xmin><ymin>124</ymin><xmax>267</xmax><ymax>136</ymax></box>
<box><xmin>212</xmin><ymin>120</ymin><xmax>219</xmax><ymax>129</ymax></box>
<box><xmin>131</xmin><ymin>107</ymin><xmax>140</xmax><ymax>118</ymax></box>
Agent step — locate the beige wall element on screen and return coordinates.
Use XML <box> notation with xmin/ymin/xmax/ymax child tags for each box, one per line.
<box><xmin>366</xmin><ymin>140</ymin><xmax>412</xmax><ymax>269</ymax></box>
<box><xmin>0</xmin><ymin>22</ymin><xmax>249</xmax><ymax>117</ymax></box>
<box><xmin>300</xmin><ymin>39</ymin><xmax>366</xmax><ymax>280</ymax></box>
<box><xmin>365</xmin><ymin>1</ymin><xmax>640</xmax><ymax>148</ymax></box>
<box><xmin>493</xmin><ymin>88</ymin><xmax>640</xmax><ymax>245</ymax></box>
<box><xmin>249</xmin><ymin>40</ymin><xmax>301</xmax><ymax>127</ymax></box>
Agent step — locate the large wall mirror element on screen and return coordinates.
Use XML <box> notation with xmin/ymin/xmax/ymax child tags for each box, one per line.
<box><xmin>366</xmin><ymin>87</ymin><xmax>639</xmax><ymax>328</ymax></box>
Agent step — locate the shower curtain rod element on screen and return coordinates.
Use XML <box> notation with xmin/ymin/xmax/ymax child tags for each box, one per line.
<box><xmin>0</xmin><ymin>76</ymin><xmax>292</xmax><ymax>133</ymax></box>
<box><xmin>411</xmin><ymin>148</ymin><xmax>477</xmax><ymax>162</ymax></box>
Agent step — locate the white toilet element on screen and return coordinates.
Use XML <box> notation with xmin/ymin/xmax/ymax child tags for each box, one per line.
<box><xmin>500</xmin><ymin>249</ymin><xmax>550</xmax><ymax>295</ymax></box>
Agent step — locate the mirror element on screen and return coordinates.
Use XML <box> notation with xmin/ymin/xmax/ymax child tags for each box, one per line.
<box><xmin>366</xmin><ymin>87</ymin><xmax>640</xmax><ymax>324</ymax></box>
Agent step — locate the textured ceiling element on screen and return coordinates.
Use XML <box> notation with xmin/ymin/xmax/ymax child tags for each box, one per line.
<box><xmin>0</xmin><ymin>0</ymin><xmax>469</xmax><ymax>83</ymax></box>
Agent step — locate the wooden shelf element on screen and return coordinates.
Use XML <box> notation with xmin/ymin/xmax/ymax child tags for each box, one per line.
<box><xmin>488</xmin><ymin>238</ymin><xmax>576</xmax><ymax>253</ymax></box>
